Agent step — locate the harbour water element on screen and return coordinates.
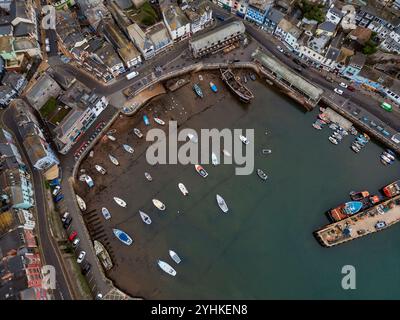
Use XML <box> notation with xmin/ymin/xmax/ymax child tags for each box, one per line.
<box><xmin>81</xmin><ymin>79</ymin><xmax>400</xmax><ymax>299</ymax></box>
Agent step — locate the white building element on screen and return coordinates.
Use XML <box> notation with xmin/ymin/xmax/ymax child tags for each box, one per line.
<box><xmin>274</xmin><ymin>19</ymin><xmax>302</xmax><ymax>50</ymax></box>
<box><xmin>325</xmin><ymin>6</ymin><xmax>344</xmax><ymax>25</ymax></box>
<box><xmin>184</xmin><ymin>0</ymin><xmax>213</xmax><ymax>34</ymax></box>
<box><xmin>161</xmin><ymin>1</ymin><xmax>191</xmax><ymax>41</ymax></box>
<box><xmin>380</xmin><ymin>28</ymin><xmax>400</xmax><ymax>54</ymax></box>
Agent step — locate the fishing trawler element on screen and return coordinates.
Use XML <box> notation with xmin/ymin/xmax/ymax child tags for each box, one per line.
<box><xmin>382</xmin><ymin>180</ymin><xmax>400</xmax><ymax>198</ymax></box>
<box><xmin>328</xmin><ymin>201</ymin><xmax>363</xmax><ymax>222</ymax></box>
<box><xmin>220</xmin><ymin>69</ymin><xmax>254</xmax><ymax>103</ymax></box>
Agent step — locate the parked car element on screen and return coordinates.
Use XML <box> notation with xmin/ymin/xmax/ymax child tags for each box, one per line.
<box><xmin>77</xmin><ymin>251</ymin><xmax>86</xmax><ymax>264</ymax></box>
<box><xmin>61</xmin><ymin>212</ymin><xmax>70</xmax><ymax>223</ymax></box>
<box><xmin>72</xmin><ymin>238</ymin><xmax>80</xmax><ymax>248</ymax></box>
<box><xmin>334</xmin><ymin>88</ymin><xmax>343</xmax><ymax>95</ymax></box>
<box><xmin>52</xmin><ymin>185</ymin><xmax>61</xmax><ymax>196</ymax></box>
<box><xmin>54</xmin><ymin>193</ymin><xmax>64</xmax><ymax>203</ymax></box>
<box><xmin>339</xmin><ymin>82</ymin><xmax>348</xmax><ymax>88</ymax></box>
<box><xmin>277</xmin><ymin>45</ymin><xmax>284</xmax><ymax>53</ymax></box>
<box><xmin>68</xmin><ymin>231</ymin><xmax>78</xmax><ymax>242</ymax></box>
<box><xmin>326</xmin><ymin>76</ymin><xmax>334</xmax><ymax>83</ymax></box>
<box><xmin>81</xmin><ymin>262</ymin><xmax>91</xmax><ymax>275</ymax></box>
<box><xmin>347</xmin><ymin>85</ymin><xmax>355</xmax><ymax>92</ymax></box>
<box><xmin>63</xmin><ymin>216</ymin><xmax>73</xmax><ymax>229</ymax></box>
<box><xmin>382</xmin><ymin>130</ymin><xmax>390</xmax><ymax>137</ymax></box>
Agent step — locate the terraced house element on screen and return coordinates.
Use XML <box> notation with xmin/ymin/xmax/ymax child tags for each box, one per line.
<box><xmin>244</xmin><ymin>0</ymin><xmax>274</xmax><ymax>26</ymax></box>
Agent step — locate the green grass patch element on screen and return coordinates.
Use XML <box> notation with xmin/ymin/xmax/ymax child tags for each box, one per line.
<box><xmin>39</xmin><ymin>97</ymin><xmax>58</xmax><ymax>119</ymax></box>
<box><xmin>133</xmin><ymin>2</ymin><xmax>159</xmax><ymax>27</ymax></box>
<box><xmin>49</xmin><ymin>106</ymin><xmax>71</xmax><ymax>124</ymax></box>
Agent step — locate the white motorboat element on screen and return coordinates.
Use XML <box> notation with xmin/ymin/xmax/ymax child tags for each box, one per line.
<box><xmin>239</xmin><ymin>135</ymin><xmax>249</xmax><ymax>145</ymax></box>
<box><xmin>102</xmin><ymin>207</ymin><xmax>111</xmax><ymax>220</ymax></box>
<box><xmin>133</xmin><ymin>128</ymin><xmax>143</xmax><ymax>138</ymax></box>
<box><xmin>178</xmin><ymin>183</ymin><xmax>189</xmax><ymax>196</ymax></box>
<box><xmin>107</xmin><ymin>135</ymin><xmax>116</xmax><ymax>141</ymax></box>
<box><xmin>223</xmin><ymin>149</ymin><xmax>231</xmax><ymax>157</ymax></box>
<box><xmin>114</xmin><ymin>197</ymin><xmax>127</xmax><ymax>208</ymax></box>
<box><xmin>154</xmin><ymin>117</ymin><xmax>165</xmax><ymax>125</ymax></box>
<box><xmin>123</xmin><ymin>144</ymin><xmax>134</xmax><ymax>154</ymax></box>
<box><xmin>216</xmin><ymin>194</ymin><xmax>228</xmax><ymax>213</ymax></box>
<box><xmin>76</xmin><ymin>195</ymin><xmax>86</xmax><ymax>211</ymax></box>
<box><xmin>109</xmin><ymin>154</ymin><xmax>119</xmax><ymax>166</ymax></box>
<box><xmin>157</xmin><ymin>260</ymin><xmax>176</xmax><ymax>276</ymax></box>
<box><xmin>329</xmin><ymin>136</ymin><xmax>338</xmax><ymax>145</ymax></box>
<box><xmin>169</xmin><ymin>250</ymin><xmax>181</xmax><ymax>264</ymax></box>
<box><xmin>211</xmin><ymin>152</ymin><xmax>219</xmax><ymax>166</ymax></box>
<box><xmin>312</xmin><ymin>123</ymin><xmax>322</xmax><ymax>130</ymax></box>
<box><xmin>384</xmin><ymin>152</ymin><xmax>395</xmax><ymax>161</ymax></box>
<box><xmin>145</xmin><ymin>172</ymin><xmax>153</xmax><ymax>181</ymax></box>
<box><xmin>89</xmin><ymin>150</ymin><xmax>94</xmax><ymax>158</ymax></box>
<box><xmin>139</xmin><ymin>210</ymin><xmax>152</xmax><ymax>224</ymax></box>
<box><xmin>95</xmin><ymin>165</ymin><xmax>106</xmax><ymax>175</ymax></box>
<box><xmin>187</xmin><ymin>133</ymin><xmax>198</xmax><ymax>143</ymax></box>
<box><xmin>84</xmin><ymin>175</ymin><xmax>94</xmax><ymax>188</ymax></box>
<box><xmin>329</xmin><ymin>123</ymin><xmax>338</xmax><ymax>130</ymax></box>
<box><xmin>152</xmin><ymin>199</ymin><xmax>166</xmax><ymax>211</ymax></box>
<box><xmin>381</xmin><ymin>154</ymin><xmax>392</xmax><ymax>164</ymax></box>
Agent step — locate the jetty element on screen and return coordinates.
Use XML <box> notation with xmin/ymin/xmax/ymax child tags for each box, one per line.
<box><xmin>315</xmin><ymin>194</ymin><xmax>400</xmax><ymax>247</ymax></box>
<box><xmin>94</xmin><ymin>240</ymin><xmax>113</xmax><ymax>271</ymax></box>
<box><xmin>220</xmin><ymin>68</ymin><xmax>254</xmax><ymax>103</ymax></box>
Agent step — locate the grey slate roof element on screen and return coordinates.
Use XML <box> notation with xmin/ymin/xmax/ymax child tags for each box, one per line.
<box><xmin>318</xmin><ymin>21</ymin><xmax>336</xmax><ymax>33</ymax></box>
<box><xmin>265</xmin><ymin>8</ymin><xmax>284</xmax><ymax>25</ymax></box>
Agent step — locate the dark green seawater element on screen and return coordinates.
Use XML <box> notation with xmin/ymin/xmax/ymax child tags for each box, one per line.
<box><xmin>106</xmin><ymin>81</ymin><xmax>400</xmax><ymax>299</ymax></box>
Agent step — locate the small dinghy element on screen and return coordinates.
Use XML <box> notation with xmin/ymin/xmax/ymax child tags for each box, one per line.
<box><xmin>113</xmin><ymin>228</ymin><xmax>133</xmax><ymax>246</ymax></box>
<box><xmin>178</xmin><ymin>183</ymin><xmax>189</xmax><ymax>196</ymax></box>
<box><xmin>152</xmin><ymin>199</ymin><xmax>166</xmax><ymax>211</ymax></box>
<box><xmin>143</xmin><ymin>115</ymin><xmax>150</xmax><ymax>126</ymax></box>
<box><xmin>257</xmin><ymin>169</ymin><xmax>268</xmax><ymax>180</ymax></box>
<box><xmin>329</xmin><ymin>136</ymin><xmax>338</xmax><ymax>145</ymax></box>
<box><xmin>133</xmin><ymin>128</ymin><xmax>143</xmax><ymax>138</ymax></box>
<box><xmin>107</xmin><ymin>135</ymin><xmax>116</xmax><ymax>141</ymax></box>
<box><xmin>145</xmin><ymin>172</ymin><xmax>152</xmax><ymax>181</ymax></box>
<box><xmin>209</xmin><ymin>82</ymin><xmax>217</xmax><ymax>93</ymax></box>
<box><xmin>211</xmin><ymin>152</ymin><xmax>219</xmax><ymax>166</ymax></box>
<box><xmin>195</xmin><ymin>164</ymin><xmax>208</xmax><ymax>178</ymax></box>
<box><xmin>114</xmin><ymin>197</ymin><xmax>127</xmax><ymax>208</ymax></box>
<box><xmin>84</xmin><ymin>175</ymin><xmax>94</xmax><ymax>188</ymax></box>
<box><xmin>109</xmin><ymin>154</ymin><xmax>119</xmax><ymax>166</ymax></box>
<box><xmin>95</xmin><ymin>165</ymin><xmax>106</xmax><ymax>175</ymax></box>
<box><xmin>169</xmin><ymin>250</ymin><xmax>181</xmax><ymax>264</ymax></box>
<box><xmin>157</xmin><ymin>260</ymin><xmax>176</xmax><ymax>276</ymax></box>
<box><xmin>102</xmin><ymin>207</ymin><xmax>111</xmax><ymax>220</ymax></box>
<box><xmin>154</xmin><ymin>117</ymin><xmax>165</xmax><ymax>125</ymax></box>
<box><xmin>262</xmin><ymin>149</ymin><xmax>272</xmax><ymax>155</ymax></box>
<box><xmin>139</xmin><ymin>210</ymin><xmax>152</xmax><ymax>224</ymax></box>
<box><xmin>123</xmin><ymin>144</ymin><xmax>134</xmax><ymax>154</ymax></box>
<box><xmin>76</xmin><ymin>195</ymin><xmax>86</xmax><ymax>211</ymax></box>
<box><xmin>216</xmin><ymin>194</ymin><xmax>228</xmax><ymax>213</ymax></box>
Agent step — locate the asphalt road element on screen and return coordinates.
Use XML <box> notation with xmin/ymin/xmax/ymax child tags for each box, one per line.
<box><xmin>2</xmin><ymin>108</ymin><xmax>72</xmax><ymax>300</ymax></box>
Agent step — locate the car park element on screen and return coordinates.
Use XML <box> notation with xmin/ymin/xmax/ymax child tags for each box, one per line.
<box><xmin>68</xmin><ymin>231</ymin><xmax>78</xmax><ymax>242</ymax></box>
<box><xmin>77</xmin><ymin>251</ymin><xmax>86</xmax><ymax>264</ymax></box>
<box><xmin>334</xmin><ymin>88</ymin><xmax>343</xmax><ymax>95</ymax></box>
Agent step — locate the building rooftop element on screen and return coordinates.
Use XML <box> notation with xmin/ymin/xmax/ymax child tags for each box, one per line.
<box><xmin>248</xmin><ymin>0</ymin><xmax>273</xmax><ymax>12</ymax></box>
<box><xmin>163</xmin><ymin>4</ymin><xmax>190</xmax><ymax>30</ymax></box>
<box><xmin>94</xmin><ymin>42</ymin><xmax>123</xmax><ymax>69</ymax></box>
<box><xmin>278</xmin><ymin>19</ymin><xmax>302</xmax><ymax>38</ymax></box>
<box><xmin>349</xmin><ymin>26</ymin><xmax>372</xmax><ymax>45</ymax></box>
<box><xmin>23</xmin><ymin>136</ymin><xmax>46</xmax><ymax>165</ymax></box>
<box><xmin>189</xmin><ymin>21</ymin><xmax>245</xmax><ymax>52</ymax></box>
<box><xmin>349</xmin><ymin>51</ymin><xmax>366</xmax><ymax>68</ymax></box>
<box><xmin>265</xmin><ymin>8</ymin><xmax>284</xmax><ymax>25</ymax></box>
<box><xmin>317</xmin><ymin>21</ymin><xmax>337</xmax><ymax>33</ymax></box>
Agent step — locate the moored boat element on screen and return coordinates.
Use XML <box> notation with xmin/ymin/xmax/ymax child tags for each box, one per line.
<box><xmin>157</xmin><ymin>260</ymin><xmax>176</xmax><ymax>276</ymax></box>
<box><xmin>349</xmin><ymin>190</ymin><xmax>370</xmax><ymax>201</ymax></box>
<box><xmin>249</xmin><ymin>73</ymin><xmax>256</xmax><ymax>81</ymax></box>
<box><xmin>107</xmin><ymin>135</ymin><xmax>116</xmax><ymax>141</ymax></box>
<box><xmin>113</xmin><ymin>228</ymin><xmax>133</xmax><ymax>246</ymax></box>
<box><xmin>102</xmin><ymin>207</ymin><xmax>111</xmax><ymax>220</ymax></box>
<box><xmin>133</xmin><ymin>128</ymin><xmax>143</xmax><ymax>138</ymax></box>
<box><xmin>123</xmin><ymin>144</ymin><xmax>134</xmax><ymax>154</ymax></box>
<box><xmin>84</xmin><ymin>175</ymin><xmax>94</xmax><ymax>188</ymax></box>
<box><xmin>329</xmin><ymin>201</ymin><xmax>363</xmax><ymax>222</ymax></box>
<box><xmin>216</xmin><ymin>194</ymin><xmax>229</xmax><ymax>213</ymax></box>
<box><xmin>211</xmin><ymin>152</ymin><xmax>219</xmax><ymax>166</ymax></box>
<box><xmin>109</xmin><ymin>154</ymin><xmax>119</xmax><ymax>166</ymax></box>
<box><xmin>143</xmin><ymin>115</ymin><xmax>150</xmax><ymax>126</ymax></box>
<box><xmin>383</xmin><ymin>151</ymin><xmax>395</xmax><ymax>161</ymax></box>
<box><xmin>169</xmin><ymin>250</ymin><xmax>181</xmax><ymax>264</ymax></box>
<box><xmin>312</xmin><ymin>122</ymin><xmax>322</xmax><ymax>130</ymax></box>
<box><xmin>76</xmin><ymin>195</ymin><xmax>86</xmax><ymax>211</ymax></box>
<box><xmin>257</xmin><ymin>169</ymin><xmax>268</xmax><ymax>180</ymax></box>
<box><xmin>178</xmin><ymin>183</ymin><xmax>189</xmax><ymax>196</ymax></box>
<box><xmin>209</xmin><ymin>82</ymin><xmax>217</xmax><ymax>93</ymax></box>
<box><xmin>262</xmin><ymin>149</ymin><xmax>272</xmax><ymax>155</ymax></box>
<box><xmin>328</xmin><ymin>136</ymin><xmax>338</xmax><ymax>145</ymax></box>
<box><xmin>139</xmin><ymin>210</ymin><xmax>152</xmax><ymax>224</ymax></box>
<box><xmin>154</xmin><ymin>117</ymin><xmax>165</xmax><ymax>125</ymax></box>
<box><xmin>195</xmin><ymin>164</ymin><xmax>208</xmax><ymax>178</ymax></box>
<box><xmin>145</xmin><ymin>172</ymin><xmax>153</xmax><ymax>181</ymax></box>
<box><xmin>95</xmin><ymin>165</ymin><xmax>107</xmax><ymax>175</ymax></box>
<box><xmin>351</xmin><ymin>144</ymin><xmax>360</xmax><ymax>153</ymax></box>
<box><xmin>193</xmin><ymin>83</ymin><xmax>203</xmax><ymax>98</ymax></box>
<box><xmin>114</xmin><ymin>197</ymin><xmax>127</xmax><ymax>208</ymax></box>
<box><xmin>152</xmin><ymin>199</ymin><xmax>166</xmax><ymax>211</ymax></box>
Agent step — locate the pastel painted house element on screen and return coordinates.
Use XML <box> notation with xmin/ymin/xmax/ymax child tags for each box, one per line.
<box><xmin>244</xmin><ymin>0</ymin><xmax>273</xmax><ymax>25</ymax></box>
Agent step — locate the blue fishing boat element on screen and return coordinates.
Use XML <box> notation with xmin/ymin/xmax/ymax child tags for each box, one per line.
<box><xmin>209</xmin><ymin>82</ymin><xmax>217</xmax><ymax>93</ymax></box>
<box><xmin>343</xmin><ymin>201</ymin><xmax>363</xmax><ymax>215</ymax></box>
<box><xmin>113</xmin><ymin>228</ymin><xmax>133</xmax><ymax>245</ymax></box>
<box><xmin>193</xmin><ymin>83</ymin><xmax>203</xmax><ymax>98</ymax></box>
<box><xmin>143</xmin><ymin>115</ymin><xmax>150</xmax><ymax>126</ymax></box>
